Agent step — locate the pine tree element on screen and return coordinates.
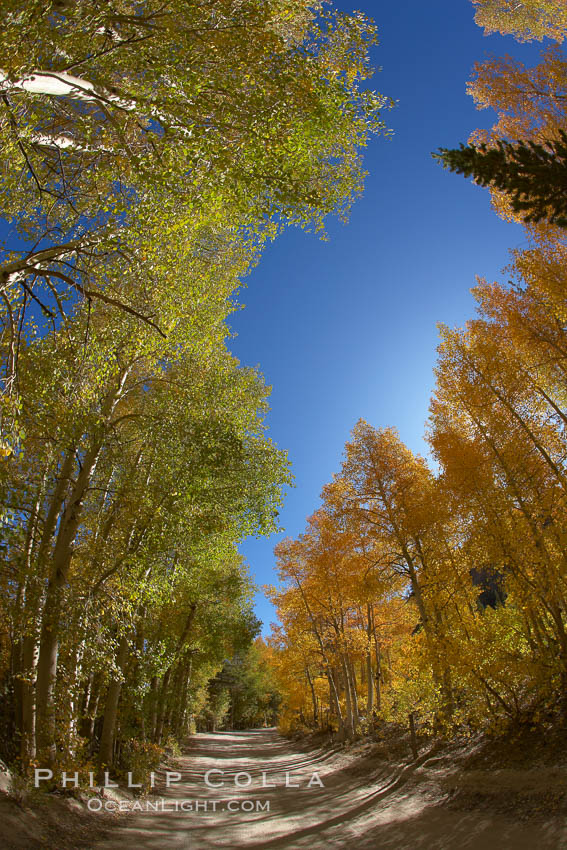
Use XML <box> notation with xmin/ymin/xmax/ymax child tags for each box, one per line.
<box><xmin>434</xmin><ymin>132</ymin><xmax>567</xmax><ymax>228</ymax></box>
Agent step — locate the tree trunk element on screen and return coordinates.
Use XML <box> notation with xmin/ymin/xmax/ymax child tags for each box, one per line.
<box><xmin>306</xmin><ymin>668</ymin><xmax>318</xmax><ymax>726</ymax></box>
<box><xmin>80</xmin><ymin>672</ymin><xmax>101</xmax><ymax>744</ymax></box>
<box><xmin>149</xmin><ymin>676</ymin><xmax>158</xmax><ymax>741</ymax></box>
<box><xmin>327</xmin><ymin>669</ymin><xmax>344</xmax><ymax>738</ymax></box>
<box><xmin>341</xmin><ymin>656</ymin><xmax>355</xmax><ymax>740</ymax></box>
<box><xmin>154</xmin><ymin>667</ymin><xmax>172</xmax><ymax>745</ymax></box>
<box><xmin>365</xmin><ymin>651</ymin><xmax>374</xmax><ymax>714</ymax></box>
<box><xmin>36</xmin><ymin>373</ymin><xmax>129</xmax><ymax>762</ymax></box>
<box><xmin>409</xmin><ymin>712</ymin><xmax>418</xmax><ymax>759</ymax></box>
<box><xmin>154</xmin><ymin>605</ymin><xmax>197</xmax><ymax>743</ymax></box>
<box><xmin>97</xmin><ymin>634</ymin><xmax>129</xmax><ymax>781</ymax></box>
<box><xmin>348</xmin><ymin>656</ymin><xmax>359</xmax><ymax>725</ymax></box>
<box><xmin>366</xmin><ymin>604</ymin><xmax>374</xmax><ymax>714</ymax></box>
<box><xmin>15</xmin><ymin>473</ymin><xmax>47</xmax><ymax>765</ymax></box>
<box><xmin>175</xmin><ymin>656</ymin><xmax>192</xmax><ymax>738</ymax></box>
<box><xmin>20</xmin><ymin>633</ymin><xmax>40</xmax><ymax>765</ymax></box>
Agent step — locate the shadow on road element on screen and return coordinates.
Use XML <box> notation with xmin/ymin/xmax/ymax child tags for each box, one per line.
<box><xmin>92</xmin><ymin>729</ymin><xmax>567</xmax><ymax>850</ymax></box>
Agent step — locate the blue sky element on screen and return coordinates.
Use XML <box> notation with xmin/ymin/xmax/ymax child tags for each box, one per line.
<box><xmin>228</xmin><ymin>0</ymin><xmax>548</xmax><ymax>633</ymax></box>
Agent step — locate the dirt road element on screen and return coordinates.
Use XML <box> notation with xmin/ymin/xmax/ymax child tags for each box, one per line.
<box><xmin>92</xmin><ymin>729</ymin><xmax>567</xmax><ymax>850</ymax></box>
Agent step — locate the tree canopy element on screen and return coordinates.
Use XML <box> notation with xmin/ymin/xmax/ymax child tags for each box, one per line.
<box><xmin>434</xmin><ymin>132</ymin><xmax>567</xmax><ymax>227</ymax></box>
<box><xmin>0</xmin><ymin>0</ymin><xmax>390</xmax><ymax>777</ymax></box>
<box><xmin>472</xmin><ymin>0</ymin><xmax>567</xmax><ymax>42</ymax></box>
<box><xmin>437</xmin><ymin>5</ymin><xmax>567</xmax><ymax>228</ymax></box>
<box><xmin>269</xmin><ymin>0</ymin><xmax>567</xmax><ymax>741</ymax></box>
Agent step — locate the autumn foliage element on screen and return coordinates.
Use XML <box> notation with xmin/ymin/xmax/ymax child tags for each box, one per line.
<box><xmin>269</xmin><ymin>2</ymin><xmax>567</xmax><ymax>740</ymax></box>
<box><xmin>269</xmin><ymin>239</ymin><xmax>567</xmax><ymax>737</ymax></box>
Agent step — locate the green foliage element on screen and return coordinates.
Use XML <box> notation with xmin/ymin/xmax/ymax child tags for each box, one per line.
<box><xmin>201</xmin><ymin>684</ymin><xmax>232</xmax><ymax>733</ymax></box>
<box><xmin>434</xmin><ymin>132</ymin><xmax>567</xmax><ymax>228</ymax></box>
<box><xmin>0</xmin><ymin>0</ymin><xmax>392</xmax><ymax>349</ymax></box>
<box><xmin>202</xmin><ymin>641</ymin><xmax>282</xmax><ymax>730</ymax></box>
<box><xmin>117</xmin><ymin>740</ymin><xmax>164</xmax><ymax>794</ymax></box>
<box><xmin>0</xmin><ymin>0</ymin><xmax>389</xmax><ymax>777</ymax></box>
